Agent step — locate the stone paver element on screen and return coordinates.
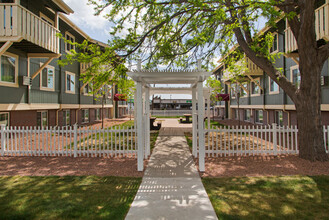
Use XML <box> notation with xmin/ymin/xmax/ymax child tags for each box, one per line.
<box><xmin>125</xmin><ymin>119</ymin><xmax>217</xmax><ymax>220</ymax></box>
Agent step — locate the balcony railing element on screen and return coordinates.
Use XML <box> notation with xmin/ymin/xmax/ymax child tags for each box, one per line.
<box><xmin>223</xmin><ymin>56</ymin><xmax>263</xmax><ymax>82</ymax></box>
<box><xmin>285</xmin><ymin>3</ymin><xmax>329</xmax><ymax>53</ymax></box>
<box><xmin>0</xmin><ymin>3</ymin><xmax>60</xmax><ymax>54</ymax></box>
<box><xmin>80</xmin><ymin>62</ymin><xmax>92</xmax><ymax>73</ymax></box>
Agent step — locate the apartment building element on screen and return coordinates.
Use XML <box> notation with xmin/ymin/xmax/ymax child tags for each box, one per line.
<box><xmin>213</xmin><ymin>0</ymin><xmax>329</xmax><ymax>126</ymax></box>
<box><xmin>0</xmin><ymin>0</ymin><xmax>127</xmax><ymax>127</ymax></box>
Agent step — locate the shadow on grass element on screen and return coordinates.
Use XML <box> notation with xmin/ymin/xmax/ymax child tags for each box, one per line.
<box><xmin>202</xmin><ymin>176</ymin><xmax>329</xmax><ymax>220</ymax></box>
<box><xmin>0</xmin><ymin>176</ymin><xmax>142</xmax><ymax>220</ymax></box>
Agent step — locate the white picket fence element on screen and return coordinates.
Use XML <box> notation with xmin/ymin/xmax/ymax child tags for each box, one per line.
<box><xmin>0</xmin><ymin>125</ymin><xmax>137</xmax><ymax>157</ymax></box>
<box><xmin>203</xmin><ymin>124</ymin><xmax>329</xmax><ymax>157</ymax></box>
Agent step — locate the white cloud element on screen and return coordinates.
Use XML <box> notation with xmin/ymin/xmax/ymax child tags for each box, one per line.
<box><xmin>63</xmin><ymin>0</ymin><xmax>112</xmax><ymax>42</ymax></box>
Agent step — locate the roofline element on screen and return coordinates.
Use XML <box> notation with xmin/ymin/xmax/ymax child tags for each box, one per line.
<box><xmin>59</xmin><ymin>14</ymin><xmax>109</xmax><ymax>49</ymax></box>
<box><xmin>52</xmin><ymin>0</ymin><xmax>74</xmax><ymax>14</ymax></box>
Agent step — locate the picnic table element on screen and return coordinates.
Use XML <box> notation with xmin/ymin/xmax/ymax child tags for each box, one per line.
<box><xmin>183</xmin><ymin>114</ymin><xmax>192</xmax><ymax>123</ymax></box>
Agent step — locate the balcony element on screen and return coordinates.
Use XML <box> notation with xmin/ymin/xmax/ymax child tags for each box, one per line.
<box><xmin>80</xmin><ymin>62</ymin><xmax>92</xmax><ymax>73</ymax></box>
<box><xmin>0</xmin><ymin>3</ymin><xmax>60</xmax><ymax>54</ymax></box>
<box><xmin>285</xmin><ymin>2</ymin><xmax>329</xmax><ymax>53</ymax></box>
<box><xmin>223</xmin><ymin>56</ymin><xmax>263</xmax><ymax>82</ymax></box>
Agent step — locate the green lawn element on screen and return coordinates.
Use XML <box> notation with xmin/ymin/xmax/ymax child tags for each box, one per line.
<box><xmin>205</xmin><ymin>120</ymin><xmax>226</xmax><ymax>128</ymax></box>
<box><xmin>0</xmin><ymin>176</ymin><xmax>141</xmax><ymax>220</ymax></box>
<box><xmin>203</xmin><ymin>176</ymin><xmax>329</xmax><ymax>220</ymax></box>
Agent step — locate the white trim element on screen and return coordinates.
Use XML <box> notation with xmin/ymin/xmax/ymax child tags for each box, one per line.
<box><xmin>268</xmin><ymin>76</ymin><xmax>280</xmax><ymax>94</ymax></box>
<box><xmin>63</xmin><ymin>109</ymin><xmax>70</xmax><ymax>126</ymax></box>
<box><xmin>81</xmin><ymin>109</ymin><xmax>89</xmax><ymax>123</ymax></box>
<box><xmin>65</xmin><ymin>32</ymin><xmax>75</xmax><ymax>53</ymax></box>
<box><xmin>0</xmin><ymin>112</ymin><xmax>10</xmax><ymax>126</ymax></box>
<box><xmin>39</xmin><ymin>12</ymin><xmax>54</xmax><ymax>26</ymax></box>
<box><xmin>39</xmin><ymin>63</ymin><xmax>55</xmax><ymax>91</ymax></box>
<box><xmin>0</xmin><ymin>104</ymin><xmax>114</xmax><ymax>111</ymax></box>
<box><xmin>0</xmin><ymin>52</ymin><xmax>19</xmax><ymax>87</ymax></box>
<box><xmin>255</xmin><ymin>109</ymin><xmax>263</xmax><ymax>124</ymax></box>
<box><xmin>244</xmin><ymin>109</ymin><xmax>251</xmax><ymax>121</ymax></box>
<box><xmin>290</xmin><ymin>64</ymin><xmax>300</xmax><ymax>88</ymax></box>
<box><xmin>65</xmin><ymin>71</ymin><xmax>75</xmax><ymax>94</ymax></box>
<box><xmin>269</xmin><ymin>32</ymin><xmax>279</xmax><ymax>54</ymax></box>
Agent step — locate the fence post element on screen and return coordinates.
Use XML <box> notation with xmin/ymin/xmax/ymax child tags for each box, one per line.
<box><xmin>1</xmin><ymin>124</ymin><xmax>5</xmax><ymax>156</ymax></box>
<box><xmin>272</xmin><ymin>123</ymin><xmax>277</xmax><ymax>156</ymax></box>
<box><xmin>73</xmin><ymin>124</ymin><xmax>77</xmax><ymax>158</ymax></box>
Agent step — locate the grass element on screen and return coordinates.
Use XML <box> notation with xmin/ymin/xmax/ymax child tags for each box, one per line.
<box><xmin>110</xmin><ymin>120</ymin><xmax>135</xmax><ymax>128</ymax></box>
<box><xmin>184</xmin><ymin>132</ymin><xmax>193</xmax><ymax>152</ymax></box>
<box><xmin>203</xmin><ymin>176</ymin><xmax>329</xmax><ymax>220</ymax></box>
<box><xmin>150</xmin><ymin>131</ymin><xmax>159</xmax><ymax>152</ymax></box>
<box><xmin>0</xmin><ymin>176</ymin><xmax>142</xmax><ymax>220</ymax></box>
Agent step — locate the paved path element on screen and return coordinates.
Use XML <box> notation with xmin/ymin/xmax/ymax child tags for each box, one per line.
<box><xmin>126</xmin><ymin>119</ymin><xmax>217</xmax><ymax>220</ymax></box>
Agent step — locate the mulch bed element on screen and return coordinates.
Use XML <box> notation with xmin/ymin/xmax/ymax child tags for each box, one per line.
<box><xmin>0</xmin><ymin>156</ymin><xmax>146</xmax><ymax>177</ymax></box>
<box><xmin>194</xmin><ymin>155</ymin><xmax>329</xmax><ymax>178</ymax></box>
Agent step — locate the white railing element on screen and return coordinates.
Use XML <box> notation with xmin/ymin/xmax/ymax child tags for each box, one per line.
<box><xmin>285</xmin><ymin>3</ymin><xmax>329</xmax><ymax>52</ymax></box>
<box><xmin>151</xmin><ymin>110</ymin><xmax>192</xmax><ymax>117</ymax></box>
<box><xmin>315</xmin><ymin>3</ymin><xmax>329</xmax><ymax>41</ymax></box>
<box><xmin>203</xmin><ymin>124</ymin><xmax>329</xmax><ymax>157</ymax></box>
<box><xmin>0</xmin><ymin>125</ymin><xmax>137</xmax><ymax>157</ymax></box>
<box><xmin>80</xmin><ymin>62</ymin><xmax>92</xmax><ymax>73</ymax></box>
<box><xmin>0</xmin><ymin>4</ymin><xmax>60</xmax><ymax>53</ymax></box>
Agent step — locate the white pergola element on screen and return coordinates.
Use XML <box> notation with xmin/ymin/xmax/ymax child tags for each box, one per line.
<box><xmin>127</xmin><ymin>61</ymin><xmax>212</xmax><ymax>172</ymax></box>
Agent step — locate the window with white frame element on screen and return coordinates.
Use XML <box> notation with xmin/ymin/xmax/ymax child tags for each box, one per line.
<box><xmin>251</xmin><ymin>78</ymin><xmax>261</xmax><ymax>95</ymax></box>
<box><xmin>65</xmin><ymin>32</ymin><xmax>75</xmax><ymax>52</ymax></box>
<box><xmin>244</xmin><ymin>109</ymin><xmax>251</xmax><ymax>121</ymax></box>
<box><xmin>0</xmin><ymin>112</ymin><xmax>9</xmax><ymax>126</ymax></box>
<box><xmin>83</xmin><ymin>83</ymin><xmax>93</xmax><ymax>96</ymax></box>
<box><xmin>240</xmin><ymin>82</ymin><xmax>249</xmax><ymax>97</ymax></box>
<box><xmin>269</xmin><ymin>77</ymin><xmax>279</xmax><ymax>93</ymax></box>
<box><xmin>231</xmin><ymin>83</ymin><xmax>236</xmax><ymax>99</ymax></box>
<box><xmin>270</xmin><ymin>33</ymin><xmax>279</xmax><ymax>53</ymax></box>
<box><xmin>291</xmin><ymin>65</ymin><xmax>300</xmax><ymax>88</ymax></box>
<box><xmin>255</xmin><ymin>110</ymin><xmax>263</xmax><ymax>123</ymax></box>
<box><xmin>0</xmin><ymin>53</ymin><xmax>18</xmax><ymax>85</ymax></box>
<box><xmin>63</xmin><ymin>110</ymin><xmax>70</xmax><ymax>126</ymax></box>
<box><xmin>66</xmin><ymin>72</ymin><xmax>75</xmax><ymax>93</ymax></box>
<box><xmin>82</xmin><ymin>109</ymin><xmax>89</xmax><ymax>123</ymax></box>
<box><xmin>275</xmin><ymin>111</ymin><xmax>283</xmax><ymax>126</ymax></box>
<box><xmin>40</xmin><ymin>64</ymin><xmax>55</xmax><ymax>90</ymax></box>
<box><xmin>37</xmin><ymin>111</ymin><xmax>48</xmax><ymax>127</ymax></box>
<box><xmin>96</xmin><ymin>109</ymin><xmax>100</xmax><ymax>121</ymax></box>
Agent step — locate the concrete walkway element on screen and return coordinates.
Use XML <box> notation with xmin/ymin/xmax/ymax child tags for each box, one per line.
<box><xmin>125</xmin><ymin>119</ymin><xmax>218</xmax><ymax>220</ymax></box>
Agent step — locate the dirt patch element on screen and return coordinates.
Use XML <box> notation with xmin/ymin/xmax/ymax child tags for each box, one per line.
<box><xmin>0</xmin><ymin>156</ymin><xmax>146</xmax><ymax>177</ymax></box>
<box><xmin>194</xmin><ymin>155</ymin><xmax>329</xmax><ymax>177</ymax></box>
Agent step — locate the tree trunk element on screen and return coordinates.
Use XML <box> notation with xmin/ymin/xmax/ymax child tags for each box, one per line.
<box><xmin>296</xmin><ymin>101</ymin><xmax>328</xmax><ymax>161</ymax></box>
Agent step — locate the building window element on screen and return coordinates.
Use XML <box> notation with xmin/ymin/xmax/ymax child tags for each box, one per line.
<box><xmin>82</xmin><ymin>109</ymin><xmax>89</xmax><ymax>123</ymax></box>
<box><xmin>275</xmin><ymin>111</ymin><xmax>283</xmax><ymax>126</ymax></box>
<box><xmin>251</xmin><ymin>78</ymin><xmax>261</xmax><ymax>96</ymax></box>
<box><xmin>235</xmin><ymin>109</ymin><xmax>239</xmax><ymax>120</ymax></box>
<box><xmin>291</xmin><ymin>65</ymin><xmax>300</xmax><ymax>88</ymax></box>
<box><xmin>83</xmin><ymin>83</ymin><xmax>93</xmax><ymax>96</ymax></box>
<box><xmin>65</xmin><ymin>32</ymin><xmax>75</xmax><ymax>52</ymax></box>
<box><xmin>37</xmin><ymin>111</ymin><xmax>48</xmax><ymax>127</ymax></box>
<box><xmin>96</xmin><ymin>109</ymin><xmax>100</xmax><ymax>121</ymax></box>
<box><xmin>0</xmin><ymin>53</ymin><xmax>18</xmax><ymax>86</ymax></box>
<box><xmin>270</xmin><ymin>33</ymin><xmax>279</xmax><ymax>53</ymax></box>
<box><xmin>255</xmin><ymin>110</ymin><xmax>263</xmax><ymax>123</ymax></box>
<box><xmin>244</xmin><ymin>109</ymin><xmax>251</xmax><ymax>121</ymax></box>
<box><xmin>40</xmin><ymin>64</ymin><xmax>55</xmax><ymax>90</ymax></box>
<box><xmin>230</xmin><ymin>83</ymin><xmax>236</xmax><ymax>99</ymax></box>
<box><xmin>63</xmin><ymin>110</ymin><xmax>70</xmax><ymax>126</ymax></box>
<box><xmin>240</xmin><ymin>82</ymin><xmax>249</xmax><ymax>97</ymax></box>
<box><xmin>269</xmin><ymin>77</ymin><xmax>279</xmax><ymax>94</ymax></box>
<box><xmin>66</xmin><ymin>72</ymin><xmax>75</xmax><ymax>93</ymax></box>
<box><xmin>0</xmin><ymin>112</ymin><xmax>9</xmax><ymax>126</ymax></box>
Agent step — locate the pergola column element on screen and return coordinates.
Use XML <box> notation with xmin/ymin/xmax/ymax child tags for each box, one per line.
<box><xmin>145</xmin><ymin>87</ymin><xmax>150</xmax><ymax>157</ymax></box>
<box><xmin>207</xmin><ymin>91</ymin><xmax>211</xmax><ymax>129</ymax></box>
<box><xmin>197</xmin><ymin>81</ymin><xmax>205</xmax><ymax>172</ymax></box>
<box><xmin>136</xmin><ymin>81</ymin><xmax>144</xmax><ymax>171</ymax></box>
<box><xmin>192</xmin><ymin>87</ymin><xmax>197</xmax><ymax>157</ymax></box>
